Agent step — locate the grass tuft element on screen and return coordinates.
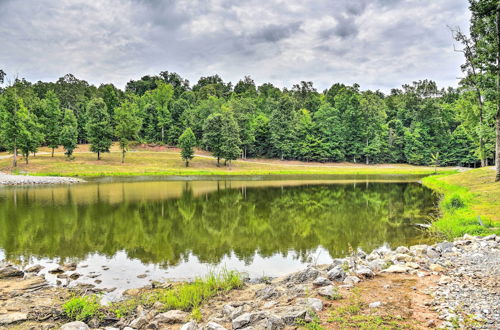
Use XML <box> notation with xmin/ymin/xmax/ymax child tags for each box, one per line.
<box><xmin>63</xmin><ymin>295</ymin><xmax>102</xmax><ymax>321</ymax></box>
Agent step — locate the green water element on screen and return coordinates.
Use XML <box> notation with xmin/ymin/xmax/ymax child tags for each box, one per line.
<box><xmin>0</xmin><ymin>178</ymin><xmax>437</xmax><ymax>274</ymax></box>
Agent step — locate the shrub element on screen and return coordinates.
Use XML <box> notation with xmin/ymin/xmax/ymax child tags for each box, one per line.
<box><xmin>63</xmin><ymin>295</ymin><xmax>102</xmax><ymax>321</ymax></box>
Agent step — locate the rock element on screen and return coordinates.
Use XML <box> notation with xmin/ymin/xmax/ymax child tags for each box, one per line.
<box><xmin>48</xmin><ymin>267</ymin><xmax>64</xmax><ymax>274</ymax></box>
<box><xmin>63</xmin><ymin>263</ymin><xmax>77</xmax><ymax>271</ymax></box>
<box><xmin>297</xmin><ymin>298</ymin><xmax>323</xmax><ymax>312</ymax></box>
<box><xmin>232</xmin><ymin>312</ymin><xmax>269</xmax><ymax>329</ymax></box>
<box><xmin>278</xmin><ymin>307</ymin><xmax>308</xmax><ymax>325</ymax></box>
<box><xmin>287</xmin><ymin>267</ymin><xmax>319</xmax><ymax>283</ymax></box>
<box><xmin>223</xmin><ymin>304</ymin><xmax>246</xmax><ymax>320</ymax></box>
<box><xmin>426</xmin><ymin>319</ymin><xmax>436</xmax><ymax>328</ymax></box>
<box><xmin>395</xmin><ymin>246</ymin><xmax>410</xmax><ymax>254</ymax></box>
<box><xmin>263</xmin><ymin>301</ymin><xmax>278</xmax><ymax>309</ymax></box>
<box><xmin>356</xmin><ymin>248</ymin><xmax>367</xmax><ymax>258</ymax></box>
<box><xmin>406</xmin><ymin>262</ymin><xmax>420</xmax><ymax>269</ymax></box>
<box><xmin>123</xmin><ymin>288</ymin><xmax>141</xmax><ymax>296</ymax></box>
<box><xmin>429</xmin><ymin>264</ymin><xmax>445</xmax><ymax>272</ymax></box>
<box><xmin>382</xmin><ymin>264</ymin><xmax>411</xmax><ymax>273</ymax></box>
<box><xmin>130</xmin><ymin>315</ymin><xmax>150</xmax><ymax>329</ymax></box>
<box><xmin>181</xmin><ymin>321</ymin><xmax>198</xmax><ymax>330</ymax></box>
<box><xmin>205</xmin><ymin>321</ymin><xmax>227</xmax><ymax>330</ymax></box>
<box><xmin>395</xmin><ymin>253</ymin><xmax>413</xmax><ymax>262</ymax></box>
<box><xmin>317</xmin><ymin>285</ymin><xmax>336</xmax><ymax>298</ymax></box>
<box><xmin>327</xmin><ymin>265</ymin><xmax>346</xmax><ymax>281</ymax></box>
<box><xmin>137</xmin><ymin>274</ymin><xmax>147</xmax><ymax>278</ymax></box>
<box><xmin>436</xmin><ymin>242</ymin><xmax>454</xmax><ymax>253</ymax></box>
<box><xmin>426</xmin><ymin>247</ymin><xmax>440</xmax><ymax>259</ymax></box>
<box><xmin>59</xmin><ymin>321</ymin><xmax>89</xmax><ymax>330</ymax></box>
<box><xmin>438</xmin><ymin>276</ymin><xmax>452</xmax><ymax>285</ymax></box>
<box><xmin>25</xmin><ymin>264</ymin><xmax>43</xmax><ymax>273</ymax></box>
<box><xmin>0</xmin><ymin>266</ymin><xmax>24</xmax><ymax>278</ymax></box>
<box><xmin>343</xmin><ymin>275</ymin><xmax>360</xmax><ymax>285</ymax></box>
<box><xmin>0</xmin><ymin>312</ymin><xmax>28</xmax><ymax>325</ymax></box>
<box><xmin>355</xmin><ymin>266</ymin><xmax>374</xmax><ymax>278</ymax></box>
<box><xmin>463</xmin><ymin>233</ymin><xmax>474</xmax><ymax>240</ymax></box>
<box><xmin>367</xmin><ymin>259</ymin><xmax>386</xmax><ymax>271</ymax></box>
<box><xmin>69</xmin><ymin>273</ymin><xmax>81</xmax><ymax>280</ymax></box>
<box><xmin>312</xmin><ymin>276</ymin><xmax>331</xmax><ymax>286</ymax></box>
<box><xmin>369</xmin><ymin>301</ymin><xmax>382</xmax><ymax>308</ymax></box>
<box><xmin>255</xmin><ymin>285</ymin><xmax>279</xmax><ymax>300</ymax></box>
<box><xmin>410</xmin><ymin>245</ymin><xmax>428</xmax><ymax>256</ymax></box>
<box><xmin>153</xmin><ymin>310</ymin><xmax>188</xmax><ymax>324</ymax></box>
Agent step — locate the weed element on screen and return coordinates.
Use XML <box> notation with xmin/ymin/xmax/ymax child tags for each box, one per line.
<box><xmin>62</xmin><ymin>295</ymin><xmax>102</xmax><ymax>321</ymax></box>
<box><xmin>190</xmin><ymin>306</ymin><xmax>203</xmax><ymax>322</ymax></box>
<box><xmin>296</xmin><ymin>311</ymin><xmax>324</xmax><ymax>330</ymax></box>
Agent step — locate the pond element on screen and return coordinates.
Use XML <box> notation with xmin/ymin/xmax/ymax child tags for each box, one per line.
<box><xmin>0</xmin><ymin>176</ymin><xmax>438</xmax><ymax>299</ymax></box>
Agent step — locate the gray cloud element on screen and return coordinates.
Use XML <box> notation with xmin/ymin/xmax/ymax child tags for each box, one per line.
<box><xmin>0</xmin><ymin>0</ymin><xmax>469</xmax><ymax>91</ymax></box>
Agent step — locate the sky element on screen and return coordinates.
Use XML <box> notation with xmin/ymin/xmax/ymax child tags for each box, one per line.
<box><xmin>0</xmin><ymin>0</ymin><xmax>471</xmax><ymax>92</ymax></box>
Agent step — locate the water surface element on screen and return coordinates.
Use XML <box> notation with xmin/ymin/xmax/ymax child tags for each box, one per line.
<box><xmin>0</xmin><ymin>176</ymin><xmax>437</xmax><ymax>298</ymax></box>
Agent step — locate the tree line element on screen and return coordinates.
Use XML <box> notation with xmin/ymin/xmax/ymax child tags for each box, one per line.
<box><xmin>0</xmin><ymin>1</ymin><xmax>498</xmax><ymax>174</ymax></box>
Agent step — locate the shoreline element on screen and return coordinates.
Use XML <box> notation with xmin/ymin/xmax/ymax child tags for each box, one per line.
<box><xmin>1</xmin><ymin>234</ymin><xmax>498</xmax><ymax>329</ymax></box>
<box><xmin>0</xmin><ymin>171</ymin><xmax>84</xmax><ymax>185</ymax></box>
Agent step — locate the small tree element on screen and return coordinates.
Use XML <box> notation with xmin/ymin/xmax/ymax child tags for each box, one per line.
<box><xmin>220</xmin><ymin>112</ymin><xmax>241</xmax><ymax>166</ymax></box>
<box><xmin>85</xmin><ymin>98</ymin><xmax>113</xmax><ymax>160</ymax></box>
<box><xmin>0</xmin><ymin>90</ymin><xmax>29</xmax><ymax>167</ymax></box>
<box><xmin>203</xmin><ymin>113</ymin><xmax>225</xmax><ymax>166</ymax></box>
<box><xmin>19</xmin><ymin>111</ymin><xmax>44</xmax><ymax>164</ymax></box>
<box><xmin>60</xmin><ymin>109</ymin><xmax>78</xmax><ymax>158</ymax></box>
<box><xmin>114</xmin><ymin>100</ymin><xmax>142</xmax><ymax>163</ymax></box>
<box><xmin>43</xmin><ymin>90</ymin><xmax>62</xmax><ymax>157</ymax></box>
<box><xmin>179</xmin><ymin>127</ymin><xmax>196</xmax><ymax>167</ymax></box>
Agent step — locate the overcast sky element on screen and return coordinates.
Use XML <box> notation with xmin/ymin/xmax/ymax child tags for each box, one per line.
<box><xmin>0</xmin><ymin>0</ymin><xmax>470</xmax><ymax>92</ymax></box>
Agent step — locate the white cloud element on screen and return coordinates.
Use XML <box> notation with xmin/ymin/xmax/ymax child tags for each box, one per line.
<box><xmin>0</xmin><ymin>0</ymin><xmax>469</xmax><ymax>91</ymax></box>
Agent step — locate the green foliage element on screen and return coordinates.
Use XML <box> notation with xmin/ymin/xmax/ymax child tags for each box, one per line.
<box><xmin>63</xmin><ymin>295</ymin><xmax>102</xmax><ymax>322</ymax></box>
<box><xmin>114</xmin><ymin>99</ymin><xmax>142</xmax><ymax>163</ymax></box>
<box><xmin>179</xmin><ymin>127</ymin><xmax>196</xmax><ymax>166</ymax></box>
<box><xmin>85</xmin><ymin>98</ymin><xmax>113</xmax><ymax>160</ymax></box>
<box><xmin>60</xmin><ymin>109</ymin><xmax>78</xmax><ymax>158</ymax></box>
<box><xmin>41</xmin><ymin>90</ymin><xmax>62</xmax><ymax>152</ymax></box>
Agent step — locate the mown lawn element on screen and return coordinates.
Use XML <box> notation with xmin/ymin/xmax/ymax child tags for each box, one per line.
<box><xmin>0</xmin><ymin>149</ymin><xmax>454</xmax><ymax>177</ymax></box>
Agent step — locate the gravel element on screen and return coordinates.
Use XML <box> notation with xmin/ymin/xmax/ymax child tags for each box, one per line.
<box><xmin>0</xmin><ymin>171</ymin><xmax>83</xmax><ymax>185</ymax></box>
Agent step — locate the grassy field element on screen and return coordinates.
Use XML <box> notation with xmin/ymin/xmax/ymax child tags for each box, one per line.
<box><xmin>422</xmin><ymin>167</ymin><xmax>500</xmax><ymax>238</ymax></box>
<box><xmin>0</xmin><ymin>144</ymin><xmax>455</xmax><ymax>177</ymax></box>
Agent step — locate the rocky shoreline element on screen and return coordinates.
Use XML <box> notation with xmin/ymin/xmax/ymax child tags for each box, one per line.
<box><xmin>1</xmin><ymin>234</ymin><xmax>498</xmax><ymax>329</ymax></box>
<box><xmin>0</xmin><ymin>172</ymin><xmax>83</xmax><ymax>185</ymax></box>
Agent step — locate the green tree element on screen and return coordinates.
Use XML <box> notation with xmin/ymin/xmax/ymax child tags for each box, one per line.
<box><xmin>60</xmin><ymin>109</ymin><xmax>78</xmax><ymax>158</ymax></box>
<box><xmin>202</xmin><ymin>113</ymin><xmax>225</xmax><ymax>166</ymax></box>
<box><xmin>19</xmin><ymin>111</ymin><xmax>43</xmax><ymax>164</ymax></box>
<box><xmin>179</xmin><ymin>127</ymin><xmax>196</xmax><ymax>167</ymax></box>
<box><xmin>269</xmin><ymin>94</ymin><xmax>298</xmax><ymax>159</ymax></box>
<box><xmin>85</xmin><ymin>98</ymin><xmax>113</xmax><ymax>160</ymax></box>
<box><xmin>42</xmin><ymin>90</ymin><xmax>62</xmax><ymax>156</ymax></box>
<box><xmin>0</xmin><ymin>90</ymin><xmax>30</xmax><ymax>167</ymax></box>
<box><xmin>114</xmin><ymin>99</ymin><xmax>142</xmax><ymax>163</ymax></box>
<box><xmin>220</xmin><ymin>112</ymin><xmax>241</xmax><ymax>165</ymax></box>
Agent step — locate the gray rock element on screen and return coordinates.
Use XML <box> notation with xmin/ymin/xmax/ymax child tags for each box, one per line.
<box><xmin>327</xmin><ymin>265</ymin><xmax>346</xmax><ymax>281</ymax></box>
<box><xmin>59</xmin><ymin>321</ymin><xmax>89</xmax><ymax>330</ymax></box>
<box><xmin>312</xmin><ymin>276</ymin><xmax>331</xmax><ymax>286</ymax></box>
<box><xmin>0</xmin><ymin>312</ymin><xmax>28</xmax><ymax>325</ymax></box>
<box><xmin>367</xmin><ymin>259</ymin><xmax>386</xmax><ymax>271</ymax></box>
<box><xmin>205</xmin><ymin>322</ymin><xmax>227</xmax><ymax>330</ymax></box>
<box><xmin>255</xmin><ymin>285</ymin><xmax>279</xmax><ymax>300</ymax></box>
<box><xmin>153</xmin><ymin>310</ymin><xmax>188</xmax><ymax>324</ymax></box>
<box><xmin>287</xmin><ymin>267</ymin><xmax>319</xmax><ymax>283</ymax></box>
<box><xmin>395</xmin><ymin>246</ymin><xmax>410</xmax><ymax>254</ymax></box>
<box><xmin>297</xmin><ymin>297</ymin><xmax>323</xmax><ymax>312</ymax></box>
<box><xmin>343</xmin><ymin>275</ymin><xmax>361</xmax><ymax>285</ymax></box>
<box><xmin>436</xmin><ymin>242</ymin><xmax>454</xmax><ymax>253</ymax></box>
<box><xmin>0</xmin><ymin>265</ymin><xmax>24</xmax><ymax>278</ymax></box>
<box><xmin>25</xmin><ymin>264</ymin><xmax>43</xmax><ymax>273</ymax></box>
<box><xmin>382</xmin><ymin>264</ymin><xmax>411</xmax><ymax>273</ymax></box>
<box><xmin>355</xmin><ymin>266</ymin><xmax>374</xmax><ymax>278</ymax></box>
<box><xmin>181</xmin><ymin>321</ymin><xmax>199</xmax><ymax>330</ymax></box>
<box><xmin>278</xmin><ymin>307</ymin><xmax>308</xmax><ymax>325</ymax></box>
<box><xmin>369</xmin><ymin>301</ymin><xmax>382</xmax><ymax>308</ymax></box>
<box><xmin>232</xmin><ymin>312</ymin><xmax>268</xmax><ymax>329</ymax></box>
<box><xmin>426</xmin><ymin>247</ymin><xmax>440</xmax><ymax>259</ymax></box>
<box><xmin>317</xmin><ymin>285</ymin><xmax>336</xmax><ymax>298</ymax></box>
<box><xmin>129</xmin><ymin>315</ymin><xmax>150</xmax><ymax>329</ymax></box>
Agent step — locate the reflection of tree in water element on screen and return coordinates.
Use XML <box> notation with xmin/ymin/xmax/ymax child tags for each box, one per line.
<box><xmin>0</xmin><ymin>182</ymin><xmax>437</xmax><ymax>266</ymax></box>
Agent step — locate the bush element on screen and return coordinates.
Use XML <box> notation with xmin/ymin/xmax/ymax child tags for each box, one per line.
<box><xmin>63</xmin><ymin>295</ymin><xmax>102</xmax><ymax>321</ymax></box>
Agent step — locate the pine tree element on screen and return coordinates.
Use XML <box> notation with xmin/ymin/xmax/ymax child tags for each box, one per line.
<box><xmin>179</xmin><ymin>127</ymin><xmax>196</xmax><ymax>167</ymax></box>
<box><xmin>85</xmin><ymin>98</ymin><xmax>113</xmax><ymax>160</ymax></box>
<box><xmin>60</xmin><ymin>109</ymin><xmax>78</xmax><ymax>158</ymax></box>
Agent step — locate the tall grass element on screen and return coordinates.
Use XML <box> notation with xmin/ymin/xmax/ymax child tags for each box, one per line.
<box><xmin>63</xmin><ymin>269</ymin><xmax>243</xmax><ymax>322</ymax></box>
<box><xmin>422</xmin><ymin>174</ymin><xmax>497</xmax><ymax>238</ymax></box>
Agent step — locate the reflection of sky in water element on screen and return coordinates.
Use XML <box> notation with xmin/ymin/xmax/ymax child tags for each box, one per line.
<box><xmin>0</xmin><ymin>247</ymin><xmax>334</xmax><ymax>302</ymax></box>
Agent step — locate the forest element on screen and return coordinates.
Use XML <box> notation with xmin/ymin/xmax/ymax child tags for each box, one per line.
<box><xmin>0</xmin><ymin>1</ymin><xmax>498</xmax><ymax>171</ymax></box>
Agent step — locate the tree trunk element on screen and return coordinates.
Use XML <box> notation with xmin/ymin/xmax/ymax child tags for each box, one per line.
<box><xmin>217</xmin><ymin>157</ymin><xmax>220</xmax><ymax>167</ymax></box>
<box><xmin>97</xmin><ymin>151</ymin><xmax>100</xmax><ymax>160</ymax></box>
<box><xmin>185</xmin><ymin>160</ymin><xmax>189</xmax><ymax>167</ymax></box>
<box><xmin>12</xmin><ymin>144</ymin><xmax>17</xmax><ymax>168</ymax></box>
<box><xmin>161</xmin><ymin>127</ymin><xmax>165</xmax><ymax>143</ymax></box>
<box><xmin>51</xmin><ymin>147</ymin><xmax>55</xmax><ymax>157</ymax></box>
<box><xmin>121</xmin><ymin>149</ymin><xmax>125</xmax><ymax>163</ymax></box>
<box><xmin>25</xmin><ymin>154</ymin><xmax>28</xmax><ymax>165</ymax></box>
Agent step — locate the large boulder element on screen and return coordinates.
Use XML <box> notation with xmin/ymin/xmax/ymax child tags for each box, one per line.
<box><xmin>0</xmin><ymin>312</ymin><xmax>28</xmax><ymax>325</ymax></box>
<box><xmin>327</xmin><ymin>265</ymin><xmax>346</xmax><ymax>281</ymax></box>
<box><xmin>153</xmin><ymin>310</ymin><xmax>188</xmax><ymax>324</ymax></box>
